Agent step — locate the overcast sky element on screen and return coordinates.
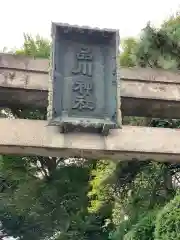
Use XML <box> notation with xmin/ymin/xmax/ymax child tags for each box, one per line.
<box><xmin>0</xmin><ymin>0</ymin><xmax>179</xmax><ymax>50</ymax></box>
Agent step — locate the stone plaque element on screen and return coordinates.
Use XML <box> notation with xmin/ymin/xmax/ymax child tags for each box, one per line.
<box><xmin>48</xmin><ymin>22</ymin><xmax>121</xmax><ymax>135</ymax></box>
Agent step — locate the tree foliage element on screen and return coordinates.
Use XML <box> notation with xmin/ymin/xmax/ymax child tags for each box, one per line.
<box><xmin>0</xmin><ymin>34</ymin><xmax>106</xmax><ymax>240</ymax></box>
<box><xmin>111</xmin><ymin>10</ymin><xmax>180</xmax><ymax>240</ymax></box>
<box><xmin>16</xmin><ymin>33</ymin><xmax>50</xmax><ymax>58</ymax></box>
<box><xmin>154</xmin><ymin>194</ymin><xmax>180</xmax><ymax>240</ymax></box>
<box><xmin>123</xmin><ymin>212</ymin><xmax>156</xmax><ymax>240</ymax></box>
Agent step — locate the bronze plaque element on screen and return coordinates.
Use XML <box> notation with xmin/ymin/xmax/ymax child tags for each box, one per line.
<box><xmin>48</xmin><ymin>23</ymin><xmax>121</xmax><ymax>135</ymax></box>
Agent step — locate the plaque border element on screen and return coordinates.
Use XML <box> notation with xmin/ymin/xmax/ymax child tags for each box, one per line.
<box><xmin>48</xmin><ymin>22</ymin><xmax>121</xmax><ymax>135</ymax></box>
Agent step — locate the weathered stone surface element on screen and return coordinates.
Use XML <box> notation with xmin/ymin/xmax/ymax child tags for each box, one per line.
<box><xmin>48</xmin><ymin>23</ymin><xmax>121</xmax><ymax>135</ymax></box>
<box><xmin>1</xmin><ymin>118</ymin><xmax>180</xmax><ymax>162</ymax></box>
<box><xmin>2</xmin><ymin>53</ymin><xmax>180</xmax><ymax>119</ymax></box>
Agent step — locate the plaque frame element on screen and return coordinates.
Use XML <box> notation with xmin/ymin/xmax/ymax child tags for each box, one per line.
<box><xmin>48</xmin><ymin>22</ymin><xmax>121</xmax><ymax>135</ymax></box>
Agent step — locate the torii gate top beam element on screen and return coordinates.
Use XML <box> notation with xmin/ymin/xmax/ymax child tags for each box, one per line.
<box><xmin>0</xmin><ymin>54</ymin><xmax>180</xmax><ymax>119</ymax></box>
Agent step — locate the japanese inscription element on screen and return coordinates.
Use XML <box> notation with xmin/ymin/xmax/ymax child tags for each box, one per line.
<box><xmin>72</xmin><ymin>79</ymin><xmax>95</xmax><ymax>110</ymax></box>
<box><xmin>72</xmin><ymin>47</ymin><xmax>95</xmax><ymax>111</ymax></box>
<box><xmin>72</xmin><ymin>47</ymin><xmax>93</xmax><ymax>77</ymax></box>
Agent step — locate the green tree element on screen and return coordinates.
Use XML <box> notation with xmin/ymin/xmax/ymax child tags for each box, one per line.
<box><xmin>154</xmin><ymin>194</ymin><xmax>180</xmax><ymax>240</ymax></box>
<box><xmin>110</xmin><ymin>10</ymin><xmax>180</xmax><ymax>240</ymax></box>
<box><xmin>16</xmin><ymin>33</ymin><xmax>51</xmax><ymax>58</ymax></box>
<box><xmin>0</xmin><ymin>34</ymin><xmax>112</xmax><ymax>240</ymax></box>
<box><xmin>0</xmin><ymin>34</ymin><xmax>92</xmax><ymax>240</ymax></box>
<box><xmin>120</xmin><ymin>38</ymin><xmax>137</xmax><ymax>67</ymax></box>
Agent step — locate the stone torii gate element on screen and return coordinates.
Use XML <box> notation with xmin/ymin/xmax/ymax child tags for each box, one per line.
<box><xmin>1</xmin><ymin>23</ymin><xmax>180</xmax><ymax>162</ymax></box>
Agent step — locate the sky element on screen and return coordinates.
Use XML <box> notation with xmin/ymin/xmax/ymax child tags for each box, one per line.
<box><xmin>0</xmin><ymin>0</ymin><xmax>179</xmax><ymax>51</ymax></box>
